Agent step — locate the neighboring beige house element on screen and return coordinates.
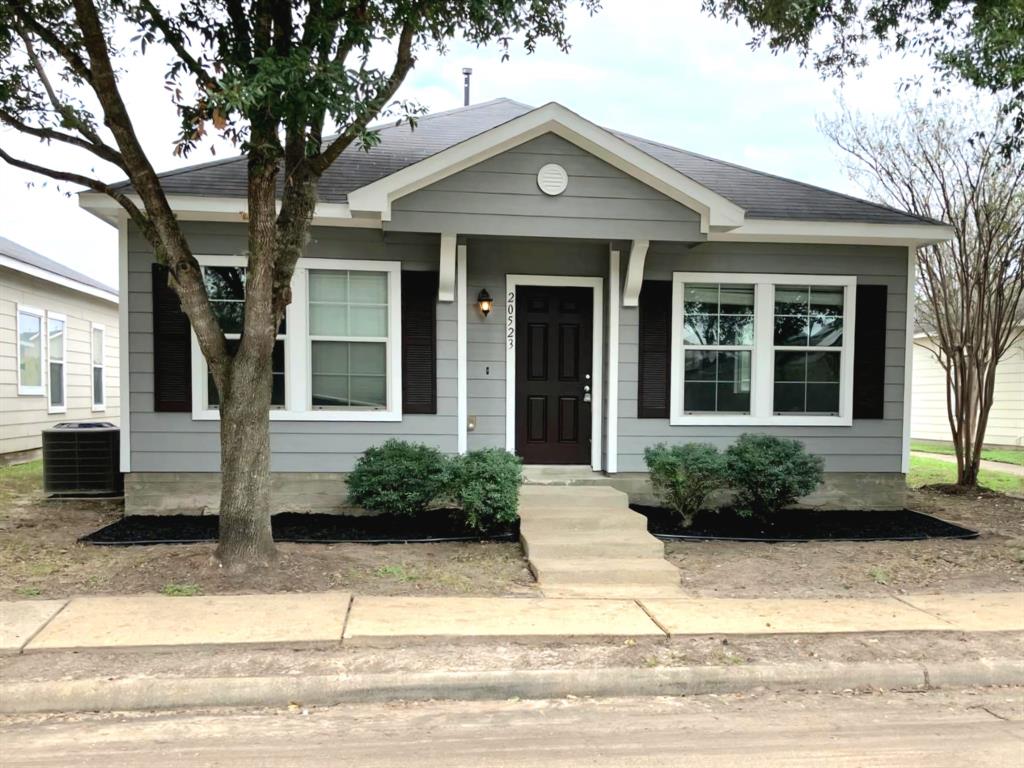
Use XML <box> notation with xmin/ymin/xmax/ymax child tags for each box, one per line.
<box><xmin>0</xmin><ymin>236</ymin><xmax>119</xmax><ymax>463</ymax></box>
<box><xmin>912</xmin><ymin>333</ymin><xmax>1024</xmax><ymax>448</ymax></box>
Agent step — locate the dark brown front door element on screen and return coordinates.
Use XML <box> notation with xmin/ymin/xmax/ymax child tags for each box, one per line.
<box><xmin>515</xmin><ymin>285</ymin><xmax>593</xmax><ymax>464</ymax></box>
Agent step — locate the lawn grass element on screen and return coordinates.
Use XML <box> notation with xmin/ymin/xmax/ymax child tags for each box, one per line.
<box><xmin>911</xmin><ymin>440</ymin><xmax>1024</xmax><ymax>467</ymax></box>
<box><xmin>0</xmin><ymin>460</ymin><xmax>43</xmax><ymax>503</ymax></box>
<box><xmin>908</xmin><ymin>455</ymin><xmax>1023</xmax><ymax>495</ymax></box>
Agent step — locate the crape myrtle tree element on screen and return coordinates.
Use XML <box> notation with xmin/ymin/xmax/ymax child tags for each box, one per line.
<box><xmin>821</xmin><ymin>100</ymin><xmax>1024</xmax><ymax>488</ymax></box>
<box><xmin>703</xmin><ymin>0</ymin><xmax>1024</xmax><ymax>151</ymax></box>
<box><xmin>0</xmin><ymin>0</ymin><xmax>598</xmax><ymax>571</ymax></box>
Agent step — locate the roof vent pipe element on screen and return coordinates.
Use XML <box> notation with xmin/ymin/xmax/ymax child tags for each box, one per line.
<box><xmin>462</xmin><ymin>67</ymin><xmax>473</xmax><ymax>106</ymax></box>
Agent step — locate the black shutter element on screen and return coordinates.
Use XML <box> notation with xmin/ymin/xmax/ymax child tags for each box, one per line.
<box><xmin>151</xmin><ymin>264</ymin><xmax>193</xmax><ymax>412</ymax></box>
<box><xmin>637</xmin><ymin>280</ymin><xmax>672</xmax><ymax>418</ymax></box>
<box><xmin>853</xmin><ymin>284</ymin><xmax>888</xmax><ymax>419</ymax></box>
<box><xmin>401</xmin><ymin>271</ymin><xmax>438</xmax><ymax>414</ymax></box>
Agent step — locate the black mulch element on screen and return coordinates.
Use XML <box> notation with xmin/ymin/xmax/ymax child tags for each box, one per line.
<box><xmin>632</xmin><ymin>505</ymin><xmax>979</xmax><ymax>543</ymax></box>
<box><xmin>80</xmin><ymin>510</ymin><xmax>518</xmax><ymax>546</ymax></box>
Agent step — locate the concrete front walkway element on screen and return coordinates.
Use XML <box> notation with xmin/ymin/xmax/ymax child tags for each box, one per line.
<box><xmin>911</xmin><ymin>450</ymin><xmax>1024</xmax><ymax>478</ymax></box>
<box><xmin>2</xmin><ymin>591</ymin><xmax>1021</xmax><ymax>653</ymax></box>
<box><xmin>518</xmin><ymin>485</ymin><xmax>682</xmax><ymax>597</ymax></box>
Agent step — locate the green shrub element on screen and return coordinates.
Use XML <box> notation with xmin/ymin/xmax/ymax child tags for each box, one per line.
<box><xmin>644</xmin><ymin>443</ymin><xmax>727</xmax><ymax>527</ymax></box>
<box><xmin>724</xmin><ymin>433</ymin><xmax>824</xmax><ymax>516</ymax></box>
<box><xmin>446</xmin><ymin>449</ymin><xmax>523</xmax><ymax>531</ymax></box>
<box><xmin>346</xmin><ymin>439</ymin><xmax>448</xmax><ymax>516</ymax></box>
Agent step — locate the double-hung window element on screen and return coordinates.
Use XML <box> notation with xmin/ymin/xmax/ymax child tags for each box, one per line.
<box><xmin>670</xmin><ymin>273</ymin><xmax>855</xmax><ymax>426</ymax></box>
<box><xmin>16</xmin><ymin>305</ymin><xmax>44</xmax><ymax>396</ymax></box>
<box><xmin>91</xmin><ymin>323</ymin><xmax>105</xmax><ymax>410</ymax></box>
<box><xmin>47</xmin><ymin>313</ymin><xmax>67</xmax><ymax>413</ymax></box>
<box><xmin>190</xmin><ymin>256</ymin><xmax>401</xmax><ymax>421</ymax></box>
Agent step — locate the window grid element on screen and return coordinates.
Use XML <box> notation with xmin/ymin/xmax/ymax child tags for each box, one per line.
<box><xmin>772</xmin><ymin>284</ymin><xmax>844</xmax><ymax>415</ymax></box>
<box><xmin>47</xmin><ymin>315</ymin><xmax>66</xmax><ymax>411</ymax></box>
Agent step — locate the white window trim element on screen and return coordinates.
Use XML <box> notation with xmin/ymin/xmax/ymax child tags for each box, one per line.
<box><xmin>91</xmin><ymin>322</ymin><xmax>106</xmax><ymax>411</ymax></box>
<box><xmin>670</xmin><ymin>272</ymin><xmax>856</xmax><ymax>427</ymax></box>
<box><xmin>16</xmin><ymin>304</ymin><xmax>46</xmax><ymax>396</ymax></box>
<box><xmin>190</xmin><ymin>255</ymin><xmax>403</xmax><ymax>422</ymax></box>
<box><xmin>46</xmin><ymin>311</ymin><xmax>67</xmax><ymax>414</ymax></box>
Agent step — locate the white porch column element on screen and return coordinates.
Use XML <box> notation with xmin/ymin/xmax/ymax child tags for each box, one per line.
<box><xmin>607</xmin><ymin>247</ymin><xmax>621</xmax><ymax>473</ymax></box>
<box><xmin>622</xmin><ymin>239</ymin><xmax>649</xmax><ymax>307</ymax></box>
<box><xmin>901</xmin><ymin>244</ymin><xmax>916</xmax><ymax>473</ymax></box>
<box><xmin>456</xmin><ymin>243</ymin><xmax>468</xmax><ymax>454</ymax></box>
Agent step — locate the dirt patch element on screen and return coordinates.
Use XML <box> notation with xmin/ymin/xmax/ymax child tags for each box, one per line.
<box><xmin>0</xmin><ymin>485</ymin><xmax>536</xmax><ymax>600</ymax></box>
<box><xmin>665</xmin><ymin>487</ymin><xmax>1024</xmax><ymax>598</ymax></box>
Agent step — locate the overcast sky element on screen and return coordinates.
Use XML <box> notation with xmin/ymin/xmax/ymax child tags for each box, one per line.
<box><xmin>0</xmin><ymin>0</ymin><xmax>945</xmax><ymax>290</ymax></box>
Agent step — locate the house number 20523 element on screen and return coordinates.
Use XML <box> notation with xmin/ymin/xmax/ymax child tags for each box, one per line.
<box><xmin>506</xmin><ymin>291</ymin><xmax>515</xmax><ymax>349</ymax></box>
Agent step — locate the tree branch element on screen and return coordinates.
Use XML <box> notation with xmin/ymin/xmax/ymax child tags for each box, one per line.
<box><xmin>0</xmin><ymin>109</ymin><xmax>126</xmax><ymax>170</ymax></box>
<box><xmin>137</xmin><ymin>0</ymin><xmax>219</xmax><ymax>91</ymax></box>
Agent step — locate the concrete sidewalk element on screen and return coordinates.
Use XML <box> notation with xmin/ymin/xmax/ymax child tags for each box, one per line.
<box><xmin>911</xmin><ymin>450</ymin><xmax>1024</xmax><ymax>478</ymax></box>
<box><xmin>2</xmin><ymin>591</ymin><xmax>1022</xmax><ymax>654</ymax></box>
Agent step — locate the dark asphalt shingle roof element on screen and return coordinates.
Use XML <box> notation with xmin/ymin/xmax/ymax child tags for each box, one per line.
<box><xmin>0</xmin><ymin>236</ymin><xmax>118</xmax><ymax>296</ymax></box>
<box><xmin>112</xmin><ymin>98</ymin><xmax>933</xmax><ymax>226</ymax></box>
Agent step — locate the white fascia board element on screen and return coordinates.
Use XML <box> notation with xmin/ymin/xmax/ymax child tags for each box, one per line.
<box><xmin>708</xmin><ymin>218</ymin><xmax>955</xmax><ymax>246</ymax></box>
<box><xmin>346</xmin><ymin>102</ymin><xmax>747</xmax><ymax>233</ymax></box>
<box><xmin>79</xmin><ymin>192</ymin><xmax>381</xmax><ymax>229</ymax></box>
<box><xmin>0</xmin><ymin>254</ymin><xmax>118</xmax><ymax>303</ymax></box>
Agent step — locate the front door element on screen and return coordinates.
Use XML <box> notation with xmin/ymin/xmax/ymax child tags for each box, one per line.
<box><xmin>515</xmin><ymin>285</ymin><xmax>593</xmax><ymax>464</ymax></box>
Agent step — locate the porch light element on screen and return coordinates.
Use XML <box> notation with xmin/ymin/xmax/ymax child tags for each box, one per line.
<box><xmin>477</xmin><ymin>289</ymin><xmax>494</xmax><ymax>317</ymax></box>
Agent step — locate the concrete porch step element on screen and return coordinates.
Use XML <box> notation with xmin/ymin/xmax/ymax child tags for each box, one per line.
<box><xmin>529</xmin><ymin>557</ymin><xmax>681</xmax><ymax>588</ymax></box>
<box><xmin>519</xmin><ymin>515</ymin><xmax>650</xmax><ymax>534</ymax></box>
<box><xmin>522</xmin><ymin>537</ymin><xmax>665</xmax><ymax>560</ymax></box>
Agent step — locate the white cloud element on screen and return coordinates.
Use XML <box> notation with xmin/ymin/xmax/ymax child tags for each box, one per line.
<box><xmin>0</xmin><ymin>0</ymin><xmax>952</xmax><ymax>289</ymax></box>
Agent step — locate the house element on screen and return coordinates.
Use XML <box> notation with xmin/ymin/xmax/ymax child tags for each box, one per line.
<box><xmin>0</xmin><ymin>237</ymin><xmax>119</xmax><ymax>464</ymax></box>
<box><xmin>79</xmin><ymin>99</ymin><xmax>952</xmax><ymax>513</ymax></box>
<box><xmin>912</xmin><ymin>333</ymin><xmax>1023</xmax><ymax>448</ymax></box>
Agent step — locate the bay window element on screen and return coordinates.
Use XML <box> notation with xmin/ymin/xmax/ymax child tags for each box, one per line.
<box><xmin>671</xmin><ymin>273</ymin><xmax>855</xmax><ymax>426</ymax></box>
<box><xmin>191</xmin><ymin>255</ymin><xmax>401</xmax><ymax>421</ymax></box>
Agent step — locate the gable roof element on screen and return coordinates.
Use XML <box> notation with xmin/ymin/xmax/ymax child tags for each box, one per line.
<box><xmin>0</xmin><ymin>236</ymin><xmax>118</xmax><ymax>302</ymax></box>
<box><xmin>102</xmin><ymin>97</ymin><xmax>939</xmax><ymax>230</ymax></box>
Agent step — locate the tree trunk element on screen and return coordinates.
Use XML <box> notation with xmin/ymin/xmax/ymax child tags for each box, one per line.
<box><xmin>214</xmin><ymin>335</ymin><xmax>277</xmax><ymax>570</ymax></box>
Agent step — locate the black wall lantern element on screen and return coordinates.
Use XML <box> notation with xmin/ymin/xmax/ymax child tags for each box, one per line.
<box><xmin>477</xmin><ymin>288</ymin><xmax>493</xmax><ymax>317</ymax></box>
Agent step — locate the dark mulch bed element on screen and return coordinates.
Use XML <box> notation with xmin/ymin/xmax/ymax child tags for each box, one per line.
<box><xmin>80</xmin><ymin>510</ymin><xmax>518</xmax><ymax>546</ymax></box>
<box><xmin>631</xmin><ymin>505</ymin><xmax>979</xmax><ymax>542</ymax></box>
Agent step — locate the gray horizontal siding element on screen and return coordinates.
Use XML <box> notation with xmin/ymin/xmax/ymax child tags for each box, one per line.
<box><xmin>617</xmin><ymin>241</ymin><xmax>909</xmax><ymax>473</ymax></box>
<box><xmin>127</xmin><ymin>222</ymin><xmax>455</xmax><ymax>473</ymax></box>
<box><xmin>388</xmin><ymin>133</ymin><xmax>703</xmax><ymax>241</ymax></box>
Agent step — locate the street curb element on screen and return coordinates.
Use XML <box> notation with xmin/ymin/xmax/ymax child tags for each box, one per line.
<box><xmin>3</xmin><ymin>658</ymin><xmax>1022</xmax><ymax>714</ymax></box>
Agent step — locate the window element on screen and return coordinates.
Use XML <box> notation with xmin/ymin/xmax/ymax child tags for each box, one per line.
<box><xmin>91</xmin><ymin>324</ymin><xmax>105</xmax><ymax>410</ymax></box>
<box><xmin>308</xmin><ymin>270</ymin><xmax>389</xmax><ymax>410</ymax></box>
<box><xmin>16</xmin><ymin>305</ymin><xmax>44</xmax><ymax>396</ymax></box>
<box><xmin>773</xmin><ymin>285</ymin><xmax>844</xmax><ymax>414</ymax></box>
<box><xmin>47</xmin><ymin>313</ymin><xmax>66</xmax><ymax>412</ymax></box>
<box><xmin>201</xmin><ymin>265</ymin><xmax>286</xmax><ymax>409</ymax></box>
<box><xmin>671</xmin><ymin>273</ymin><xmax>855</xmax><ymax>426</ymax></box>
<box><xmin>190</xmin><ymin>256</ymin><xmax>401</xmax><ymax>421</ymax></box>
<box><xmin>680</xmin><ymin>283</ymin><xmax>754</xmax><ymax>414</ymax></box>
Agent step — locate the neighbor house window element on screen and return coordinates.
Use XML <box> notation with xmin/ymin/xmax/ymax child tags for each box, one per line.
<box><xmin>190</xmin><ymin>256</ymin><xmax>401</xmax><ymax>421</ymax></box>
<box><xmin>680</xmin><ymin>283</ymin><xmax>754</xmax><ymax>414</ymax></box>
<box><xmin>201</xmin><ymin>265</ymin><xmax>286</xmax><ymax>409</ymax></box>
<box><xmin>91</xmin><ymin>323</ymin><xmax>105</xmax><ymax>410</ymax></box>
<box><xmin>670</xmin><ymin>273</ymin><xmax>855</xmax><ymax>426</ymax></box>
<box><xmin>47</xmin><ymin>313</ymin><xmax>66</xmax><ymax>412</ymax></box>
<box><xmin>16</xmin><ymin>305</ymin><xmax>44</xmax><ymax>396</ymax></box>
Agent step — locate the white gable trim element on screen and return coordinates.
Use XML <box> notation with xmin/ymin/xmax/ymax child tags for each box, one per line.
<box><xmin>708</xmin><ymin>219</ymin><xmax>954</xmax><ymax>246</ymax></box>
<box><xmin>346</xmin><ymin>102</ymin><xmax>747</xmax><ymax>234</ymax></box>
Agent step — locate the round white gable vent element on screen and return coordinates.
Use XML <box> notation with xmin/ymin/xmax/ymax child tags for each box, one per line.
<box><xmin>537</xmin><ymin>163</ymin><xmax>569</xmax><ymax>196</ymax></box>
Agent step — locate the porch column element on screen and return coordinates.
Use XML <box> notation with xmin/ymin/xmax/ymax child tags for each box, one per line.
<box><xmin>456</xmin><ymin>243</ymin><xmax>468</xmax><ymax>454</ymax></box>
<box><xmin>607</xmin><ymin>247</ymin><xmax>621</xmax><ymax>473</ymax></box>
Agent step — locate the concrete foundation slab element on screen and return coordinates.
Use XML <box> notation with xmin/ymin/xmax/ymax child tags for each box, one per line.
<box><xmin>343</xmin><ymin>597</ymin><xmax>665</xmax><ymax>643</ymax></box>
<box><xmin>640</xmin><ymin>597</ymin><xmax>954</xmax><ymax>636</ymax></box>
<box><xmin>0</xmin><ymin>600</ymin><xmax>67</xmax><ymax>653</ymax></box>
<box><xmin>898</xmin><ymin>593</ymin><xmax>1024</xmax><ymax>632</ymax></box>
<box><xmin>26</xmin><ymin>593</ymin><xmax>352</xmax><ymax>651</ymax></box>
